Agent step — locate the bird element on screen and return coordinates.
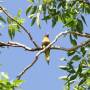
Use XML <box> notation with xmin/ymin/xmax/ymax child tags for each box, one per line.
<box><xmin>42</xmin><ymin>34</ymin><xmax>50</xmax><ymax>64</ymax></box>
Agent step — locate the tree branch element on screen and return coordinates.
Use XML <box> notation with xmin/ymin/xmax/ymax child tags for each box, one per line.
<box><xmin>52</xmin><ymin>40</ymin><xmax>90</xmax><ymax>51</ymax></box>
<box><xmin>70</xmin><ymin>31</ymin><xmax>90</xmax><ymax>38</ymax></box>
<box><xmin>0</xmin><ymin>39</ymin><xmax>90</xmax><ymax>52</ymax></box>
<box><xmin>16</xmin><ymin>30</ymin><xmax>90</xmax><ymax>80</ymax></box>
<box><xmin>0</xmin><ymin>6</ymin><xmax>39</xmax><ymax>48</ymax></box>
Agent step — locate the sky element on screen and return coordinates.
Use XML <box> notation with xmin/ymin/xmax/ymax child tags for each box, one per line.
<box><xmin>0</xmin><ymin>0</ymin><xmax>90</xmax><ymax>90</ymax></box>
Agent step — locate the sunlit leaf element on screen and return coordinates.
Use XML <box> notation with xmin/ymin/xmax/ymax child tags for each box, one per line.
<box><xmin>8</xmin><ymin>24</ymin><xmax>15</xmax><ymax>39</ymax></box>
<box><xmin>58</xmin><ymin>76</ymin><xmax>68</xmax><ymax>80</ymax></box>
<box><xmin>17</xmin><ymin>9</ymin><xmax>22</xmax><ymax>17</ymax></box>
<box><xmin>59</xmin><ymin>66</ymin><xmax>69</xmax><ymax>71</ymax></box>
<box><xmin>36</xmin><ymin>12</ymin><xmax>40</xmax><ymax>27</ymax></box>
<box><xmin>0</xmin><ymin>72</ymin><xmax>9</xmax><ymax>80</ymax></box>
<box><xmin>68</xmin><ymin>50</ymin><xmax>75</xmax><ymax>56</ymax></box>
<box><xmin>12</xmin><ymin>80</ymin><xmax>24</xmax><ymax>87</ymax></box>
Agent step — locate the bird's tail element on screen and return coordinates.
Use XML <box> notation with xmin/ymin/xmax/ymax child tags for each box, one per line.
<box><xmin>45</xmin><ymin>49</ymin><xmax>50</xmax><ymax>64</ymax></box>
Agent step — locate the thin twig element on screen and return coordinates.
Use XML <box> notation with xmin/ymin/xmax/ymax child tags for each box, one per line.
<box><xmin>0</xmin><ymin>6</ymin><xmax>39</xmax><ymax>48</ymax></box>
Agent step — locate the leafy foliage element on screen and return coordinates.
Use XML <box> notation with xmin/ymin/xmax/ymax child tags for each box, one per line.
<box><xmin>59</xmin><ymin>49</ymin><xmax>90</xmax><ymax>90</ymax></box>
<box><xmin>7</xmin><ymin>9</ymin><xmax>24</xmax><ymax>39</ymax></box>
<box><xmin>0</xmin><ymin>72</ymin><xmax>23</xmax><ymax>90</ymax></box>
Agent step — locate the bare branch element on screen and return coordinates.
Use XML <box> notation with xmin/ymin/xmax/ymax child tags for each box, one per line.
<box><xmin>0</xmin><ymin>41</ymin><xmax>41</xmax><ymax>51</ymax></box>
<box><xmin>52</xmin><ymin>40</ymin><xmax>90</xmax><ymax>51</ymax></box>
<box><xmin>0</xmin><ymin>6</ymin><xmax>39</xmax><ymax>48</ymax></box>
<box><xmin>0</xmin><ymin>40</ymin><xmax>90</xmax><ymax>52</ymax></box>
<box><xmin>16</xmin><ymin>31</ymin><xmax>90</xmax><ymax>80</ymax></box>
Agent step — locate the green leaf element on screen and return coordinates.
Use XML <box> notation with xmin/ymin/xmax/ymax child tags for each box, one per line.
<box><xmin>12</xmin><ymin>80</ymin><xmax>24</xmax><ymax>87</ymax></box>
<box><xmin>42</xmin><ymin>4</ymin><xmax>46</xmax><ymax>15</ymax></box>
<box><xmin>86</xmin><ymin>77</ymin><xmax>90</xmax><ymax>86</ymax></box>
<box><xmin>69</xmin><ymin>74</ymin><xmax>77</xmax><ymax>81</ymax></box>
<box><xmin>36</xmin><ymin>12</ymin><xmax>40</xmax><ymax>27</ymax></box>
<box><xmin>26</xmin><ymin>6</ymin><xmax>32</xmax><ymax>16</ymax></box>
<box><xmin>30</xmin><ymin>6</ymin><xmax>37</xmax><ymax>14</ymax></box>
<box><xmin>31</xmin><ymin>17</ymin><xmax>36</xmax><ymax>26</ymax></box>
<box><xmin>8</xmin><ymin>24</ymin><xmax>17</xmax><ymax>39</ymax></box>
<box><xmin>64</xmin><ymin>20</ymin><xmax>74</xmax><ymax>27</ymax></box>
<box><xmin>71</xmin><ymin>39</ymin><xmax>77</xmax><ymax>46</ymax></box>
<box><xmin>78</xmin><ymin>78</ymin><xmax>86</xmax><ymax>86</ymax></box>
<box><xmin>68</xmin><ymin>50</ymin><xmax>75</xmax><ymax>56</ymax></box>
<box><xmin>81</xmin><ymin>15</ymin><xmax>87</xmax><ymax>26</ymax></box>
<box><xmin>76</xmin><ymin>63</ymin><xmax>82</xmax><ymax>75</ymax></box>
<box><xmin>58</xmin><ymin>76</ymin><xmax>68</xmax><ymax>80</ymax></box>
<box><xmin>0</xmin><ymin>72</ymin><xmax>9</xmax><ymax>80</ymax></box>
<box><xmin>17</xmin><ymin>9</ymin><xmax>22</xmax><ymax>17</ymax></box>
<box><xmin>71</xmin><ymin>55</ymin><xmax>81</xmax><ymax>61</ymax></box>
<box><xmin>81</xmin><ymin>47</ymin><xmax>86</xmax><ymax>56</ymax></box>
<box><xmin>76</xmin><ymin>19</ymin><xmax>83</xmax><ymax>33</ymax></box>
<box><xmin>52</xmin><ymin>16</ymin><xmax>58</xmax><ymax>28</ymax></box>
<box><xmin>81</xmin><ymin>59</ymin><xmax>87</xmax><ymax>67</ymax></box>
<box><xmin>60</xmin><ymin>57</ymin><xmax>67</xmax><ymax>61</ymax></box>
<box><xmin>15</xmin><ymin>17</ymin><xmax>24</xmax><ymax>25</ymax></box>
<box><xmin>0</xmin><ymin>16</ymin><xmax>6</xmax><ymax>23</ymax></box>
<box><xmin>8</xmin><ymin>28</ymin><xmax>15</xmax><ymax>39</ymax></box>
<box><xmin>42</xmin><ymin>15</ymin><xmax>51</xmax><ymax>21</ymax></box>
<box><xmin>7</xmin><ymin>17</ymin><xmax>12</xmax><ymax>24</ymax></box>
<box><xmin>59</xmin><ymin>66</ymin><xmax>69</xmax><ymax>71</ymax></box>
<box><xmin>67</xmin><ymin>62</ymin><xmax>76</xmax><ymax>73</ymax></box>
<box><xmin>70</xmin><ymin>34</ymin><xmax>77</xmax><ymax>46</ymax></box>
<box><xmin>27</xmin><ymin>0</ymin><xmax>34</xmax><ymax>3</ymax></box>
<box><xmin>28</xmin><ymin>14</ymin><xmax>35</xmax><ymax>18</ymax></box>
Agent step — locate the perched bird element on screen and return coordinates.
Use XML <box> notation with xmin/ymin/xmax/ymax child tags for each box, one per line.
<box><xmin>42</xmin><ymin>34</ymin><xmax>50</xmax><ymax>64</ymax></box>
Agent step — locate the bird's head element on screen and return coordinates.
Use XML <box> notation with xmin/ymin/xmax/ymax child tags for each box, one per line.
<box><xmin>44</xmin><ymin>34</ymin><xmax>49</xmax><ymax>38</ymax></box>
